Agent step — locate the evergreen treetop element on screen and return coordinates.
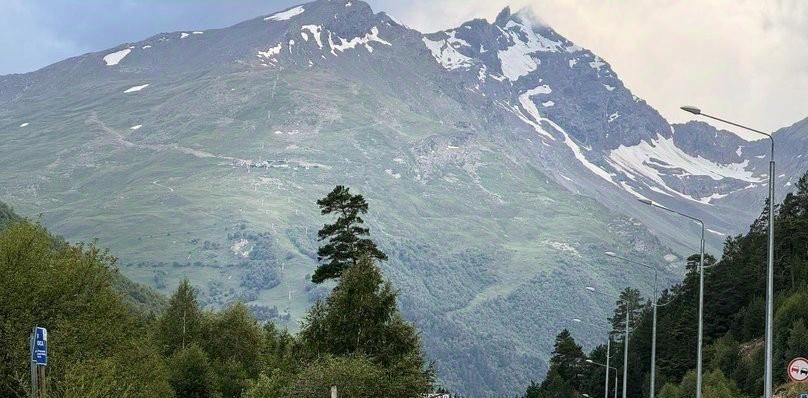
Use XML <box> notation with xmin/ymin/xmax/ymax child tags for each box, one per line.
<box><xmin>313</xmin><ymin>185</ymin><xmax>387</xmax><ymax>284</ymax></box>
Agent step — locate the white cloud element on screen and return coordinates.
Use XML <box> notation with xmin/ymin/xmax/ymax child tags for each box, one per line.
<box><xmin>373</xmin><ymin>0</ymin><xmax>808</xmax><ymax>138</ymax></box>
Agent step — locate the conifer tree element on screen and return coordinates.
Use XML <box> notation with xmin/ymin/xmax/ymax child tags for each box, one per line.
<box><xmin>547</xmin><ymin>329</ymin><xmax>586</xmax><ymax>390</ymax></box>
<box><xmin>313</xmin><ymin>185</ymin><xmax>387</xmax><ymax>283</ymax></box>
<box><xmin>156</xmin><ymin>279</ymin><xmax>203</xmax><ymax>355</ymax></box>
<box><xmin>300</xmin><ymin>256</ymin><xmax>432</xmax><ymax>394</ymax></box>
<box><xmin>608</xmin><ymin>287</ymin><xmax>644</xmax><ymax>340</ymax></box>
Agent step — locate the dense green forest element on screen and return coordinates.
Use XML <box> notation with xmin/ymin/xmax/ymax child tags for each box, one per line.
<box><xmin>523</xmin><ymin>171</ymin><xmax>808</xmax><ymax>398</ymax></box>
<box><xmin>0</xmin><ymin>188</ymin><xmax>433</xmax><ymax>398</ymax></box>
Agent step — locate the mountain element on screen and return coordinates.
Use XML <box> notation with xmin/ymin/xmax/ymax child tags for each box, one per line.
<box><xmin>0</xmin><ymin>1</ymin><xmax>805</xmax><ymax>395</ymax></box>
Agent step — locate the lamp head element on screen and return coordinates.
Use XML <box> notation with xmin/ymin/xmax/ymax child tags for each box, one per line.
<box><xmin>681</xmin><ymin>105</ymin><xmax>702</xmax><ymax>115</ymax></box>
<box><xmin>585</xmin><ymin>286</ymin><xmax>596</xmax><ymax>292</ymax></box>
<box><xmin>605</xmin><ymin>251</ymin><xmax>617</xmax><ymax>258</ymax></box>
<box><xmin>573</xmin><ymin>318</ymin><xmax>582</xmax><ymax>323</ymax></box>
<box><xmin>585</xmin><ymin>359</ymin><xmax>594</xmax><ymax>364</ymax></box>
<box><xmin>638</xmin><ymin>198</ymin><xmax>654</xmax><ymax>206</ymax></box>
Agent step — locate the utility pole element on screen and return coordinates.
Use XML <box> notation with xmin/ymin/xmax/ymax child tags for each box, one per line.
<box><xmin>331</xmin><ymin>385</ymin><xmax>338</xmax><ymax>398</ymax></box>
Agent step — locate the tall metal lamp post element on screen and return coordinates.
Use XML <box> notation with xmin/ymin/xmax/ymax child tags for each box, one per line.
<box><xmin>573</xmin><ymin>317</ymin><xmax>615</xmax><ymax>398</ymax></box>
<box><xmin>638</xmin><ymin>199</ymin><xmax>705</xmax><ymax>398</ymax></box>
<box><xmin>681</xmin><ymin>105</ymin><xmax>775</xmax><ymax>398</ymax></box>
<box><xmin>586</xmin><ymin>286</ymin><xmax>631</xmax><ymax>398</ymax></box>
<box><xmin>605</xmin><ymin>251</ymin><xmax>677</xmax><ymax>398</ymax></box>
<box><xmin>586</xmin><ymin>359</ymin><xmax>619</xmax><ymax>398</ymax></box>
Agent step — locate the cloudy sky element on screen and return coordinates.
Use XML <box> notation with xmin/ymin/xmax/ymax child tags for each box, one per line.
<box><xmin>2</xmin><ymin>0</ymin><xmax>805</xmax><ymax>137</ymax></box>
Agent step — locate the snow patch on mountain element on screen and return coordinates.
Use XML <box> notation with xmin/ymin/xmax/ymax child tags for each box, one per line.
<box><xmin>699</xmin><ymin>192</ymin><xmax>728</xmax><ymax>205</ymax></box>
<box><xmin>620</xmin><ymin>181</ymin><xmax>650</xmax><ymax>201</ymax></box>
<box><xmin>329</xmin><ymin>27</ymin><xmax>390</xmax><ymax>54</ymax></box>
<box><xmin>556</xmin><ymin>122</ymin><xmax>615</xmax><ymax>183</ymax></box>
<box><xmin>258</xmin><ymin>43</ymin><xmax>283</xmax><ymax>60</ymax></box>
<box><xmin>446</xmin><ymin>30</ymin><xmax>471</xmax><ymax>48</ymax></box>
<box><xmin>103</xmin><ymin>49</ymin><xmax>131</xmax><ymax>66</ymax></box>
<box><xmin>515</xmin><ymin>87</ymin><xmax>555</xmax><ymax>140</ymax></box>
<box><xmin>124</xmin><ymin>84</ymin><xmax>150</xmax><ymax>93</ymax></box>
<box><xmin>301</xmin><ymin>25</ymin><xmax>323</xmax><ymax>48</ymax></box>
<box><xmin>608</xmin><ymin>135</ymin><xmax>762</xmax><ymax>185</ymax></box>
<box><xmin>496</xmin><ymin>17</ymin><xmax>565</xmax><ymax>80</ymax></box>
<box><xmin>180</xmin><ymin>33</ymin><xmax>190</xmax><ymax>39</ymax></box>
<box><xmin>265</xmin><ymin>5</ymin><xmax>305</xmax><ymax>21</ymax></box>
<box><xmin>423</xmin><ymin>36</ymin><xmax>474</xmax><ymax>70</ymax></box>
<box><xmin>589</xmin><ymin>57</ymin><xmax>605</xmax><ymax>71</ymax></box>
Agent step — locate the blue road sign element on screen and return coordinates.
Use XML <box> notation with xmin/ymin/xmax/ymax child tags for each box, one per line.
<box><xmin>800</xmin><ymin>393</ymin><xmax>808</xmax><ymax>398</ymax></box>
<box><xmin>31</xmin><ymin>327</ymin><xmax>47</xmax><ymax>366</ymax></box>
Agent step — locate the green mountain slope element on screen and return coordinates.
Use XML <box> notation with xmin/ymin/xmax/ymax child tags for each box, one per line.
<box><xmin>0</xmin><ymin>64</ymin><xmax>678</xmax><ymax>393</ymax></box>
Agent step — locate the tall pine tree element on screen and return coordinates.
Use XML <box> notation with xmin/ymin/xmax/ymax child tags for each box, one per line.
<box><xmin>156</xmin><ymin>279</ymin><xmax>203</xmax><ymax>355</ymax></box>
<box><xmin>313</xmin><ymin>185</ymin><xmax>387</xmax><ymax>283</ymax></box>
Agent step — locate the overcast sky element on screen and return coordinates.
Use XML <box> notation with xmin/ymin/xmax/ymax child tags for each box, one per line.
<box><xmin>2</xmin><ymin>0</ymin><xmax>805</xmax><ymax>137</ymax></box>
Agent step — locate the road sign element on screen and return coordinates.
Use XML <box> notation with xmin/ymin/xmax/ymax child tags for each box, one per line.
<box><xmin>788</xmin><ymin>357</ymin><xmax>808</xmax><ymax>382</ymax></box>
<box><xmin>799</xmin><ymin>393</ymin><xmax>808</xmax><ymax>398</ymax></box>
<box><xmin>31</xmin><ymin>327</ymin><xmax>47</xmax><ymax>366</ymax></box>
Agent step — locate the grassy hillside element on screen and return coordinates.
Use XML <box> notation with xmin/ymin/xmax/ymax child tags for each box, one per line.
<box><xmin>0</xmin><ymin>63</ymin><xmax>681</xmax><ymax>394</ymax></box>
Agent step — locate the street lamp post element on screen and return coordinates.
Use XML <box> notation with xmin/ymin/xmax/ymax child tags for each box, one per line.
<box><xmin>586</xmin><ymin>286</ymin><xmax>631</xmax><ymax>398</ymax></box>
<box><xmin>681</xmin><ymin>105</ymin><xmax>775</xmax><ymax>398</ymax></box>
<box><xmin>638</xmin><ymin>199</ymin><xmax>705</xmax><ymax>398</ymax></box>
<box><xmin>586</xmin><ymin>359</ymin><xmax>619</xmax><ymax>398</ymax></box>
<box><xmin>574</xmin><ymin>318</ymin><xmax>613</xmax><ymax>398</ymax></box>
<box><xmin>605</xmin><ymin>252</ymin><xmax>658</xmax><ymax>398</ymax></box>
<box><xmin>605</xmin><ymin>252</ymin><xmax>679</xmax><ymax>398</ymax></box>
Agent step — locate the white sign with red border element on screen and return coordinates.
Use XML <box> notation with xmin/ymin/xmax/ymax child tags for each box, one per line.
<box><xmin>788</xmin><ymin>357</ymin><xmax>808</xmax><ymax>382</ymax></box>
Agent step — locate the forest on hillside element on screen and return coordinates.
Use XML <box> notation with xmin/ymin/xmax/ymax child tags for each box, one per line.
<box><xmin>523</xmin><ymin>171</ymin><xmax>808</xmax><ymax>398</ymax></box>
<box><xmin>0</xmin><ymin>187</ymin><xmax>433</xmax><ymax>398</ymax></box>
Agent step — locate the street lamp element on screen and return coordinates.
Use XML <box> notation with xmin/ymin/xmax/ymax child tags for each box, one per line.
<box><xmin>586</xmin><ymin>286</ymin><xmax>631</xmax><ymax>398</ymax></box>
<box><xmin>586</xmin><ymin>359</ymin><xmax>619</xmax><ymax>398</ymax></box>
<box><xmin>681</xmin><ymin>105</ymin><xmax>776</xmax><ymax>398</ymax></box>
<box><xmin>605</xmin><ymin>251</ymin><xmax>677</xmax><ymax>398</ymax></box>
<box><xmin>573</xmin><ymin>318</ymin><xmax>615</xmax><ymax>398</ymax></box>
<box><xmin>638</xmin><ymin>198</ymin><xmax>706</xmax><ymax>398</ymax></box>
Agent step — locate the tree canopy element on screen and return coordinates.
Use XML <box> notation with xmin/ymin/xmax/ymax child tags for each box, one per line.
<box><xmin>313</xmin><ymin>185</ymin><xmax>387</xmax><ymax>283</ymax></box>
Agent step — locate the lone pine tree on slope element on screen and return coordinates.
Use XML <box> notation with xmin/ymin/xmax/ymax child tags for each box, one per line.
<box><xmin>312</xmin><ymin>185</ymin><xmax>387</xmax><ymax>283</ymax></box>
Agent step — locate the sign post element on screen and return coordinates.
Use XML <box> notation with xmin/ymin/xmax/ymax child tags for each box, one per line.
<box><xmin>788</xmin><ymin>357</ymin><xmax>808</xmax><ymax>383</ymax></box>
<box><xmin>29</xmin><ymin>326</ymin><xmax>47</xmax><ymax>398</ymax></box>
